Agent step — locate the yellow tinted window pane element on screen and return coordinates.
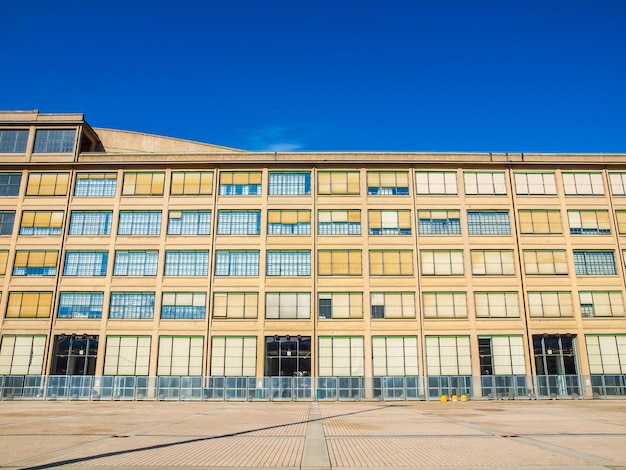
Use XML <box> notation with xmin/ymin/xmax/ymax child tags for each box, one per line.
<box><xmin>34</xmin><ymin>212</ymin><xmax>50</xmax><ymax>227</ymax></box>
<box><xmin>200</xmin><ymin>172</ymin><xmax>213</xmax><ymax>194</ymax></box>
<box><xmin>318</xmin><ymin>173</ymin><xmax>331</xmax><ymax>194</ymax></box>
<box><xmin>0</xmin><ymin>251</ymin><xmax>7</xmax><ymax>275</ymax></box>
<box><xmin>50</xmin><ymin>211</ymin><xmax>63</xmax><ymax>228</ymax></box>
<box><xmin>21</xmin><ymin>212</ymin><xmax>35</xmax><ymax>227</ymax></box>
<box><xmin>249</xmin><ymin>172</ymin><xmax>262</xmax><ymax>184</ymax></box>
<box><xmin>220</xmin><ymin>172</ymin><xmax>233</xmax><ymax>185</ymax></box>
<box><xmin>380</xmin><ymin>173</ymin><xmax>396</xmax><ymax>187</ymax></box>
<box><xmin>318</xmin><ymin>251</ymin><xmax>331</xmax><ymax>275</ymax></box>
<box><xmin>268</xmin><ymin>211</ymin><xmax>281</xmax><ymax>223</ymax></box>
<box><xmin>14</xmin><ymin>252</ymin><xmax>28</xmax><ymax>266</ymax></box>
<box><xmin>39</xmin><ymin>174</ymin><xmax>56</xmax><ymax>196</ymax></box>
<box><xmin>151</xmin><ymin>173</ymin><xmax>165</xmax><ymax>194</ymax></box>
<box><xmin>347</xmin><ymin>172</ymin><xmax>359</xmax><ymax>193</ymax></box>
<box><xmin>26</xmin><ymin>174</ymin><xmax>41</xmax><ymax>195</ymax></box>
<box><xmin>55</xmin><ymin>173</ymin><xmax>69</xmax><ymax>195</ymax></box>
<box><xmin>299</xmin><ymin>211</ymin><xmax>311</xmax><ymax>223</ymax></box>
<box><xmin>282</xmin><ymin>211</ymin><xmax>297</xmax><ymax>224</ymax></box>
<box><xmin>122</xmin><ymin>173</ymin><xmax>136</xmax><ymax>194</ymax></box>
<box><xmin>369</xmin><ymin>211</ymin><xmax>381</xmax><ymax>228</ymax></box>
<box><xmin>349</xmin><ymin>251</ymin><xmax>362</xmax><ymax>275</ymax></box>
<box><xmin>171</xmin><ymin>173</ymin><xmax>184</xmax><ymax>195</ymax></box>
<box><xmin>348</xmin><ymin>211</ymin><xmax>360</xmax><ymax>222</ymax></box>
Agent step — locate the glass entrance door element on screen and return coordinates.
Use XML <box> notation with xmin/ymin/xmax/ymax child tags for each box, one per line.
<box><xmin>533</xmin><ymin>334</ymin><xmax>579</xmax><ymax>396</ymax></box>
<box><xmin>51</xmin><ymin>334</ymin><xmax>98</xmax><ymax>376</ymax></box>
<box><xmin>265</xmin><ymin>335</ymin><xmax>311</xmax><ymax>377</ymax></box>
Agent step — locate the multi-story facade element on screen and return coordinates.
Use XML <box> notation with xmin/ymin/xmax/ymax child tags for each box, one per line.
<box><xmin>0</xmin><ymin>110</ymin><xmax>624</xmax><ymax>400</ymax></box>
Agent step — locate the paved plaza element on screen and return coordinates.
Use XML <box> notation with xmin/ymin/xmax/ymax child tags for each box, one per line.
<box><xmin>0</xmin><ymin>400</ymin><xmax>625</xmax><ymax>469</ymax></box>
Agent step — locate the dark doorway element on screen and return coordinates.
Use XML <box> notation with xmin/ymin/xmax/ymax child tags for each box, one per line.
<box><xmin>265</xmin><ymin>335</ymin><xmax>311</xmax><ymax>377</ymax></box>
<box><xmin>51</xmin><ymin>334</ymin><xmax>98</xmax><ymax>376</ymax></box>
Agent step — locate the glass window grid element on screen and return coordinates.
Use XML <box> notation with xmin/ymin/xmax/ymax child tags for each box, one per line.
<box><xmin>210</xmin><ymin>336</ymin><xmax>257</xmax><ymax>376</ymax></box>
<box><xmin>369</xmin><ymin>250</ymin><xmax>414</xmax><ymax>276</ymax></box>
<box><xmin>464</xmin><ymin>172</ymin><xmax>507</xmax><ymax>195</ymax></box>
<box><xmin>523</xmin><ymin>250</ymin><xmax>568</xmax><ymax>275</ymax></box>
<box><xmin>118</xmin><ymin>211</ymin><xmax>161</xmax><ymax>235</ymax></box>
<box><xmin>573</xmin><ymin>250</ymin><xmax>617</xmax><ymax>275</ymax></box>
<box><xmin>474</xmin><ymin>292</ymin><xmax>520</xmax><ymax>318</ymax></box>
<box><xmin>368</xmin><ymin>210</ymin><xmax>411</xmax><ymax>235</ymax></box>
<box><xmin>63</xmin><ymin>251</ymin><xmax>108</xmax><ymax>276</ymax></box>
<box><xmin>471</xmin><ymin>250</ymin><xmax>515</xmax><ymax>276</ymax></box>
<box><xmin>33</xmin><ymin>129</ymin><xmax>75</xmax><ymax>153</ymax></box>
<box><xmin>217</xmin><ymin>210</ymin><xmax>260</xmax><ymax>235</ymax></box>
<box><xmin>370</xmin><ymin>292</ymin><xmax>416</xmax><ymax>319</ymax></box>
<box><xmin>58</xmin><ymin>292</ymin><xmax>104</xmax><ymax>318</ymax></box>
<box><xmin>113</xmin><ymin>250</ymin><xmax>158</xmax><ymax>276</ymax></box>
<box><xmin>0</xmin><ymin>250</ymin><xmax>8</xmax><ymax>276</ymax></box>
<box><xmin>109</xmin><ymin>292</ymin><xmax>155</xmax><ymax>319</ymax></box>
<box><xmin>318</xmin><ymin>336</ymin><xmax>364</xmax><ymax>376</ymax></box>
<box><xmin>467</xmin><ymin>211</ymin><xmax>511</xmax><ymax>235</ymax></box>
<box><xmin>479</xmin><ymin>336</ymin><xmax>526</xmax><ymax>375</ymax></box>
<box><xmin>420</xmin><ymin>250</ymin><xmax>464</xmax><ymax>276</ymax></box>
<box><xmin>214</xmin><ymin>250</ymin><xmax>260</xmax><ymax>276</ymax></box>
<box><xmin>268</xmin><ymin>210</ymin><xmax>311</xmax><ymax>235</ymax></box>
<box><xmin>158</xmin><ymin>336</ymin><xmax>203</xmax><ymax>376</ymax></box>
<box><xmin>161</xmin><ymin>292</ymin><xmax>206</xmax><ymax>319</ymax></box>
<box><xmin>518</xmin><ymin>209</ymin><xmax>562</xmax><ymax>234</ymax></box>
<box><xmin>267</xmin><ymin>250</ymin><xmax>311</xmax><ymax>276</ymax></box>
<box><xmin>20</xmin><ymin>210</ymin><xmax>63</xmax><ymax>236</ymax></box>
<box><xmin>418</xmin><ymin>210</ymin><xmax>461</xmax><ymax>235</ymax></box>
<box><xmin>6</xmin><ymin>292</ymin><xmax>53</xmax><ymax>318</ymax></box>
<box><xmin>122</xmin><ymin>172</ymin><xmax>165</xmax><ymax>196</ymax></box>
<box><xmin>367</xmin><ymin>171</ymin><xmax>410</xmax><ymax>195</ymax></box>
<box><xmin>318</xmin><ymin>292</ymin><xmax>363</xmax><ymax>319</ymax></box>
<box><xmin>171</xmin><ymin>171</ymin><xmax>213</xmax><ymax>195</ymax></box>
<box><xmin>103</xmin><ymin>336</ymin><xmax>151</xmax><ymax>376</ymax></box>
<box><xmin>0</xmin><ymin>173</ymin><xmax>21</xmax><ymax>196</ymax></box>
<box><xmin>69</xmin><ymin>211</ymin><xmax>112</xmax><ymax>235</ymax></box>
<box><xmin>0</xmin><ymin>211</ymin><xmax>15</xmax><ymax>235</ymax></box>
<box><xmin>265</xmin><ymin>292</ymin><xmax>311</xmax><ymax>319</ymax></box>
<box><xmin>0</xmin><ymin>335</ymin><xmax>46</xmax><ymax>375</ymax></box>
<box><xmin>13</xmin><ymin>250</ymin><xmax>58</xmax><ymax>276</ymax></box>
<box><xmin>268</xmin><ymin>172</ymin><xmax>311</xmax><ymax>195</ymax></box>
<box><xmin>164</xmin><ymin>250</ymin><xmax>209</xmax><ymax>276</ymax></box>
<box><xmin>514</xmin><ymin>172</ymin><xmax>557</xmax><ymax>195</ymax></box>
<box><xmin>372</xmin><ymin>336</ymin><xmax>419</xmax><ymax>376</ymax></box>
<box><xmin>219</xmin><ymin>172</ymin><xmax>262</xmax><ymax>196</ymax></box>
<box><xmin>425</xmin><ymin>336</ymin><xmax>472</xmax><ymax>376</ymax></box>
<box><xmin>579</xmin><ymin>291</ymin><xmax>624</xmax><ymax>318</ymax></box>
<box><xmin>562</xmin><ymin>172</ymin><xmax>604</xmax><ymax>195</ymax></box>
<box><xmin>74</xmin><ymin>173</ymin><xmax>117</xmax><ymax>197</ymax></box>
<box><xmin>318</xmin><ymin>210</ymin><xmax>361</xmax><ymax>235</ymax></box>
<box><xmin>213</xmin><ymin>292</ymin><xmax>258</xmax><ymax>319</ymax></box>
<box><xmin>415</xmin><ymin>171</ymin><xmax>457</xmax><ymax>195</ymax></box>
<box><xmin>318</xmin><ymin>171</ymin><xmax>360</xmax><ymax>195</ymax></box>
<box><xmin>167</xmin><ymin>210</ymin><xmax>211</xmax><ymax>235</ymax></box>
<box><xmin>568</xmin><ymin>210</ymin><xmax>611</xmax><ymax>235</ymax></box>
<box><xmin>318</xmin><ymin>250</ymin><xmax>362</xmax><ymax>276</ymax></box>
<box><xmin>0</xmin><ymin>130</ymin><xmax>28</xmax><ymax>153</ymax></box>
<box><xmin>422</xmin><ymin>292</ymin><xmax>467</xmax><ymax>319</ymax></box>
<box><xmin>586</xmin><ymin>335</ymin><xmax>626</xmax><ymax>374</ymax></box>
<box><xmin>528</xmin><ymin>291</ymin><xmax>573</xmax><ymax>318</ymax></box>
<box><xmin>25</xmin><ymin>172</ymin><xmax>69</xmax><ymax>196</ymax></box>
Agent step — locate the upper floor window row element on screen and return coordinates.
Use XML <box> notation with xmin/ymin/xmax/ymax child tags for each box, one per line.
<box><xmin>0</xmin><ymin>130</ymin><xmax>29</xmax><ymax>153</ymax></box>
<box><xmin>33</xmin><ymin>130</ymin><xmax>75</xmax><ymax>153</ymax></box>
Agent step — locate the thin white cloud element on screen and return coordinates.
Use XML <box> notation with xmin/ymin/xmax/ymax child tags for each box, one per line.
<box><xmin>246</xmin><ymin>123</ymin><xmax>309</xmax><ymax>151</ymax></box>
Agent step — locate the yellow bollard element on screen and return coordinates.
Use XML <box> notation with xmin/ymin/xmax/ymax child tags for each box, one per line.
<box><xmin>440</xmin><ymin>395</ymin><xmax>448</xmax><ymax>402</ymax></box>
<box><xmin>460</xmin><ymin>395</ymin><xmax>468</xmax><ymax>402</ymax></box>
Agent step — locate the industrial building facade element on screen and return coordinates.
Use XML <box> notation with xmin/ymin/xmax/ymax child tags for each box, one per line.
<box><xmin>0</xmin><ymin>110</ymin><xmax>624</xmax><ymax>400</ymax></box>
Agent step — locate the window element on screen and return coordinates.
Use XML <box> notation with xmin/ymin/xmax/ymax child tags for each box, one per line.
<box><xmin>467</xmin><ymin>211</ymin><xmax>510</xmax><ymax>235</ymax></box>
<box><xmin>0</xmin><ymin>211</ymin><xmax>15</xmax><ymax>235</ymax></box>
<box><xmin>615</xmin><ymin>211</ymin><xmax>626</xmax><ymax>234</ymax></box>
<box><xmin>478</xmin><ymin>336</ymin><xmax>526</xmax><ymax>375</ymax></box>
<box><xmin>219</xmin><ymin>171</ymin><xmax>262</xmax><ymax>195</ymax></box>
<box><xmin>318</xmin><ymin>336</ymin><xmax>364</xmax><ymax>376</ymax></box>
<box><xmin>0</xmin><ymin>250</ymin><xmax>8</xmax><ymax>275</ymax></box>
<box><xmin>514</xmin><ymin>172</ymin><xmax>557</xmax><ymax>195</ymax></box>
<box><xmin>167</xmin><ymin>210</ymin><xmax>211</xmax><ymax>235</ymax></box>
<box><xmin>164</xmin><ymin>250</ymin><xmax>208</xmax><ymax>276</ymax></box>
<box><xmin>109</xmin><ymin>292</ymin><xmax>155</xmax><ymax>319</ymax></box>
<box><xmin>268</xmin><ymin>210</ymin><xmax>311</xmax><ymax>235</ymax></box>
<box><xmin>370</xmin><ymin>250</ymin><xmax>413</xmax><ymax>275</ymax></box>
<box><xmin>471</xmin><ymin>250</ymin><xmax>515</xmax><ymax>276</ymax></box>
<box><xmin>464</xmin><ymin>171</ymin><xmax>507</xmax><ymax>195</ymax></box>
<box><xmin>523</xmin><ymin>250</ymin><xmax>568</xmax><ymax>275</ymax></box>
<box><xmin>568</xmin><ymin>210</ymin><xmax>610</xmax><ymax>235</ymax></box>
<box><xmin>217</xmin><ymin>210</ymin><xmax>260</xmax><ymax>235</ymax></box>
<box><xmin>104</xmin><ymin>336</ymin><xmax>151</xmax><ymax>376</ymax></box>
<box><xmin>318</xmin><ymin>292</ymin><xmax>363</xmax><ymax>319</ymax></box>
<box><xmin>74</xmin><ymin>173</ymin><xmax>117</xmax><ymax>197</ymax></box>
<box><xmin>213</xmin><ymin>292</ymin><xmax>258</xmax><ymax>319</ymax></box>
<box><xmin>562</xmin><ymin>172</ymin><xmax>604</xmax><ymax>195</ymax></box>
<box><xmin>317</xmin><ymin>249</ymin><xmax>363</xmax><ymax>277</ymax></box>
<box><xmin>579</xmin><ymin>291</ymin><xmax>624</xmax><ymax>318</ymax></box>
<box><xmin>118</xmin><ymin>211</ymin><xmax>161</xmax><ymax>235</ymax></box>
<box><xmin>368</xmin><ymin>210</ymin><xmax>411</xmax><ymax>235</ymax></box>
<box><xmin>13</xmin><ymin>250</ymin><xmax>58</xmax><ymax>276</ymax></box>
<box><xmin>367</xmin><ymin>171</ymin><xmax>409</xmax><ymax>195</ymax></box>
<box><xmin>268</xmin><ymin>171</ymin><xmax>311</xmax><ymax>195</ymax></box>
<box><xmin>420</xmin><ymin>250</ymin><xmax>464</xmax><ymax>276</ymax></box>
<box><xmin>425</xmin><ymin>336</ymin><xmax>472</xmax><ymax>375</ymax></box>
<box><xmin>158</xmin><ymin>336</ymin><xmax>203</xmax><ymax>376</ymax></box>
<box><xmin>20</xmin><ymin>210</ymin><xmax>63</xmax><ymax>236</ymax></box>
<box><xmin>422</xmin><ymin>292</ymin><xmax>467</xmax><ymax>319</ymax></box>
<box><xmin>267</xmin><ymin>250</ymin><xmax>311</xmax><ymax>276</ymax></box>
<box><xmin>161</xmin><ymin>292</ymin><xmax>206</xmax><ymax>319</ymax></box>
<box><xmin>58</xmin><ymin>292</ymin><xmax>104</xmax><ymax>318</ymax></box>
<box><xmin>171</xmin><ymin>171</ymin><xmax>213</xmax><ymax>195</ymax></box>
<box><xmin>0</xmin><ymin>335</ymin><xmax>46</xmax><ymax>375</ymax></box>
<box><xmin>33</xmin><ymin>129</ymin><xmax>75</xmax><ymax>153</ymax></box>
<box><xmin>211</xmin><ymin>336</ymin><xmax>257</xmax><ymax>376</ymax></box>
<box><xmin>0</xmin><ymin>173</ymin><xmax>21</xmax><ymax>196</ymax></box>
<box><xmin>474</xmin><ymin>292</ymin><xmax>519</xmax><ymax>318</ymax></box>
<box><xmin>113</xmin><ymin>250</ymin><xmax>158</xmax><ymax>276</ymax></box>
<box><xmin>0</xmin><ymin>130</ymin><xmax>28</xmax><ymax>153</ymax></box>
<box><xmin>63</xmin><ymin>251</ymin><xmax>108</xmax><ymax>276</ymax></box>
<box><xmin>68</xmin><ymin>211</ymin><xmax>112</xmax><ymax>235</ymax></box>
<box><xmin>415</xmin><ymin>171</ymin><xmax>457</xmax><ymax>195</ymax></box>
<box><xmin>370</xmin><ymin>292</ymin><xmax>415</xmax><ymax>319</ymax></box>
<box><xmin>215</xmin><ymin>250</ymin><xmax>259</xmax><ymax>276</ymax></box>
<box><xmin>26</xmin><ymin>172</ymin><xmax>69</xmax><ymax>196</ymax></box>
<box><xmin>318</xmin><ymin>171</ymin><xmax>360</xmax><ymax>195</ymax></box>
<box><xmin>528</xmin><ymin>291</ymin><xmax>573</xmax><ymax>317</ymax></box>
<box><xmin>318</xmin><ymin>210</ymin><xmax>361</xmax><ymax>235</ymax></box>
<box><xmin>372</xmin><ymin>336</ymin><xmax>419</xmax><ymax>376</ymax></box>
<box><xmin>417</xmin><ymin>210</ymin><xmax>461</xmax><ymax>235</ymax></box>
<box><xmin>518</xmin><ymin>210</ymin><xmax>562</xmax><ymax>234</ymax></box>
<box><xmin>573</xmin><ymin>250</ymin><xmax>616</xmax><ymax>275</ymax></box>
<box><xmin>6</xmin><ymin>292</ymin><xmax>53</xmax><ymax>318</ymax></box>
<box><xmin>265</xmin><ymin>292</ymin><xmax>311</xmax><ymax>319</ymax></box>
<box><xmin>609</xmin><ymin>172</ymin><xmax>626</xmax><ymax>196</ymax></box>
<box><xmin>586</xmin><ymin>335</ymin><xmax>626</xmax><ymax>374</ymax></box>
<box><xmin>122</xmin><ymin>172</ymin><xmax>165</xmax><ymax>196</ymax></box>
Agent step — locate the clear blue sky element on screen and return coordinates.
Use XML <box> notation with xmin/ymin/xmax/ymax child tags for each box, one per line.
<box><xmin>2</xmin><ymin>1</ymin><xmax>625</xmax><ymax>152</ymax></box>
